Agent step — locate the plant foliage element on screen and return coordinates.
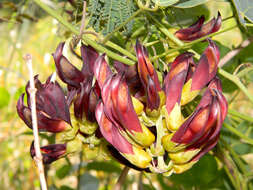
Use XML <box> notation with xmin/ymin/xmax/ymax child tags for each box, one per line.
<box><xmin>87</xmin><ymin>0</ymin><xmax>135</xmax><ymax>35</ymax></box>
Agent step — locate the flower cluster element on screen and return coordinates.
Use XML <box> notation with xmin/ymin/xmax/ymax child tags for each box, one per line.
<box><xmin>17</xmin><ymin>14</ymin><xmax>227</xmax><ymax>175</ymax></box>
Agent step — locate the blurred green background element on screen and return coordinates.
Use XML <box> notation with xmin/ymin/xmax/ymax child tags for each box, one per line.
<box><xmin>0</xmin><ymin>0</ymin><xmax>253</xmax><ymax>190</ymax></box>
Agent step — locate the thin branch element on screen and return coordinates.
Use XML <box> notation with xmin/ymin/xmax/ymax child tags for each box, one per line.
<box><xmin>79</xmin><ymin>1</ymin><xmax>87</xmax><ymax>37</ymax></box>
<box><xmin>228</xmin><ymin>109</ymin><xmax>253</xmax><ymax>123</ymax></box>
<box><xmin>138</xmin><ymin>172</ymin><xmax>143</xmax><ymax>190</ymax></box>
<box><xmin>219</xmin><ymin>37</ymin><xmax>253</xmax><ymax>67</ymax></box>
<box><xmin>113</xmin><ymin>166</ymin><xmax>130</xmax><ymax>190</ymax></box>
<box><xmin>218</xmin><ymin>68</ymin><xmax>253</xmax><ymax>104</ymax></box>
<box><xmin>24</xmin><ymin>54</ymin><xmax>47</xmax><ymax>190</ymax></box>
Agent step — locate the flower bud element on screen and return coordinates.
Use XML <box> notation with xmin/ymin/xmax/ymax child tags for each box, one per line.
<box><xmin>135</xmin><ymin>40</ymin><xmax>162</xmax><ymax>112</ymax></box>
<box><xmin>30</xmin><ymin>142</ymin><xmax>66</xmax><ymax>164</ymax></box>
<box><xmin>175</xmin><ymin>12</ymin><xmax>221</xmax><ymax>41</ymax></box>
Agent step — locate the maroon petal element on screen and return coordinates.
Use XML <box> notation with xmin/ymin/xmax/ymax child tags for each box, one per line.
<box><xmin>74</xmin><ymin>80</ymin><xmax>92</xmax><ymax>120</ymax></box>
<box><xmin>174</xmin><ymin>16</ymin><xmax>205</xmax><ymax>41</ymax></box>
<box><xmin>17</xmin><ymin>94</ymin><xmax>32</xmax><ymax>128</ymax></box>
<box><xmin>30</xmin><ymin>142</ymin><xmax>66</xmax><ymax>164</ymax></box>
<box><xmin>164</xmin><ymin>52</ymin><xmax>193</xmax><ymax>114</ymax></box>
<box><xmin>26</xmin><ymin>75</ymin><xmax>71</xmax><ymax>125</ymax></box>
<box><xmin>147</xmin><ymin>76</ymin><xmax>160</xmax><ymax>110</ymax></box>
<box><xmin>95</xmin><ymin>101</ymin><xmax>134</xmax><ymax>154</ymax></box>
<box><xmin>37</xmin><ymin>111</ymin><xmax>70</xmax><ymax>132</ymax></box>
<box><xmin>172</xmin><ymin>105</ymin><xmax>211</xmax><ymax>144</ymax></box>
<box><xmin>114</xmin><ymin>61</ymin><xmax>141</xmax><ymax>91</ymax></box>
<box><xmin>208</xmin><ymin>77</ymin><xmax>228</xmax><ymax>122</ymax></box>
<box><xmin>53</xmin><ymin>43</ymin><xmax>84</xmax><ymax>87</ymax></box>
<box><xmin>94</xmin><ymin>54</ymin><xmax>113</xmax><ymax>89</ymax></box>
<box><xmin>191</xmin><ymin>133</ymin><xmax>220</xmax><ymax>161</ymax></box>
<box><xmin>187</xmin><ymin>96</ymin><xmax>220</xmax><ymax>148</ymax></box>
<box><xmin>17</xmin><ymin>93</ymin><xmax>69</xmax><ymax>132</ymax></box>
<box><xmin>81</xmin><ymin>44</ymin><xmax>99</xmax><ymax>77</ymax></box>
<box><xmin>191</xmin><ymin>40</ymin><xmax>219</xmax><ymax>91</ymax></box>
<box><xmin>135</xmin><ymin>40</ymin><xmax>161</xmax><ymax>91</ymax></box>
<box><xmin>110</xmin><ymin>74</ymin><xmax>143</xmax><ymax>133</ymax></box>
<box><xmin>87</xmin><ymin>87</ymin><xmax>99</xmax><ymax>122</ymax></box>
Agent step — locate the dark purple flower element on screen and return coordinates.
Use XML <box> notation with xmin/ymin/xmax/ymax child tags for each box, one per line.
<box><xmin>17</xmin><ymin>75</ymin><xmax>71</xmax><ymax>133</ymax></box>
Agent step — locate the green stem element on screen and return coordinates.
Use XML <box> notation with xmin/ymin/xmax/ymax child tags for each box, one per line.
<box><xmin>106</xmin><ymin>41</ymin><xmax>137</xmax><ymax>61</ymax></box>
<box><xmin>146</xmin><ymin>13</ymin><xmax>184</xmax><ymax>47</ymax></box>
<box><xmin>151</xmin><ymin>24</ymin><xmax>238</xmax><ymax>61</ymax></box>
<box><xmin>224</xmin><ymin>122</ymin><xmax>253</xmax><ymax>145</ymax></box>
<box><xmin>228</xmin><ymin>109</ymin><xmax>253</xmax><ymax>123</ymax></box>
<box><xmin>237</xmin><ymin>66</ymin><xmax>253</xmax><ymax>77</ymax></box>
<box><xmin>246</xmin><ymin>23</ymin><xmax>253</xmax><ymax>27</ymax></box>
<box><xmin>218</xmin><ymin>68</ymin><xmax>253</xmax><ymax>104</ymax></box>
<box><xmin>216</xmin><ymin>144</ymin><xmax>241</xmax><ymax>190</ymax></box>
<box><xmin>221</xmin><ymin>139</ymin><xmax>248</xmax><ymax>174</ymax></box>
<box><xmin>33</xmin><ymin>0</ymin><xmax>136</xmax><ymax>65</ymax></box>
<box><xmin>102</xmin><ymin>9</ymin><xmax>143</xmax><ymax>44</ymax></box>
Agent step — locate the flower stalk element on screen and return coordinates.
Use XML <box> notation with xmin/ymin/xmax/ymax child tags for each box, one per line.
<box><xmin>24</xmin><ymin>54</ymin><xmax>48</xmax><ymax>190</ymax></box>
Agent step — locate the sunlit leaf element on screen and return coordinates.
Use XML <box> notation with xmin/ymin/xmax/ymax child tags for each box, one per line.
<box><xmin>231</xmin><ymin>0</ymin><xmax>253</xmax><ymax>26</ymax></box>
<box><xmin>173</xmin><ymin>0</ymin><xmax>209</xmax><ymax>8</ymax></box>
<box><xmin>152</xmin><ymin>0</ymin><xmax>179</xmax><ymax>7</ymax></box>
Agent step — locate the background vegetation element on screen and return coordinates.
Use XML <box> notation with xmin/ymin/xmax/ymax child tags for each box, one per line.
<box><xmin>0</xmin><ymin>0</ymin><xmax>253</xmax><ymax>189</ymax></box>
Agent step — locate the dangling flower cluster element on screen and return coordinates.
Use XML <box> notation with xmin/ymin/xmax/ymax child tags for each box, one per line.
<box><xmin>17</xmin><ymin>14</ymin><xmax>227</xmax><ymax>175</ymax></box>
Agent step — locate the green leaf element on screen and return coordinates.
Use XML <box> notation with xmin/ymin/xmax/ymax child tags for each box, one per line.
<box><xmin>86</xmin><ymin>161</ymin><xmax>121</xmax><ymax>173</ymax></box>
<box><xmin>56</xmin><ymin>165</ymin><xmax>71</xmax><ymax>179</ymax></box>
<box><xmin>170</xmin><ymin>154</ymin><xmax>220</xmax><ymax>188</ymax></box>
<box><xmin>59</xmin><ymin>186</ymin><xmax>74</xmax><ymax>190</ymax></box>
<box><xmin>231</xmin><ymin>0</ymin><xmax>253</xmax><ymax>26</ymax></box>
<box><xmin>79</xmin><ymin>173</ymin><xmax>99</xmax><ymax>190</ymax></box>
<box><xmin>0</xmin><ymin>87</ymin><xmax>10</xmax><ymax>108</ymax></box>
<box><xmin>152</xmin><ymin>0</ymin><xmax>179</xmax><ymax>7</ymax></box>
<box><xmin>173</xmin><ymin>0</ymin><xmax>209</xmax><ymax>8</ymax></box>
<box><xmin>165</xmin><ymin>4</ymin><xmax>210</xmax><ymax>27</ymax></box>
<box><xmin>88</xmin><ymin>0</ymin><xmax>135</xmax><ymax>35</ymax></box>
<box><xmin>14</xmin><ymin>86</ymin><xmax>25</xmax><ymax>101</ymax></box>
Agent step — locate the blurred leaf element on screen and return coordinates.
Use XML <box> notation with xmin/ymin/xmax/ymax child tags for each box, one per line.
<box><xmin>56</xmin><ymin>165</ymin><xmax>71</xmax><ymax>179</ymax></box>
<box><xmin>227</xmin><ymin>121</ymin><xmax>253</xmax><ymax>155</ymax></box>
<box><xmin>14</xmin><ymin>86</ymin><xmax>25</xmax><ymax>101</ymax></box>
<box><xmin>170</xmin><ymin>154</ymin><xmax>220</xmax><ymax>188</ymax></box>
<box><xmin>231</xmin><ymin>0</ymin><xmax>253</xmax><ymax>27</ymax></box>
<box><xmin>173</xmin><ymin>0</ymin><xmax>209</xmax><ymax>8</ymax></box>
<box><xmin>236</xmin><ymin>43</ymin><xmax>253</xmax><ymax>62</ymax></box>
<box><xmin>143</xmin><ymin>184</ymin><xmax>156</xmax><ymax>190</ymax></box>
<box><xmin>166</xmin><ymin>5</ymin><xmax>210</xmax><ymax>26</ymax></box>
<box><xmin>86</xmin><ymin>161</ymin><xmax>121</xmax><ymax>173</ymax></box>
<box><xmin>79</xmin><ymin>173</ymin><xmax>99</xmax><ymax>190</ymax></box>
<box><xmin>0</xmin><ymin>87</ymin><xmax>10</xmax><ymax>108</ymax></box>
<box><xmin>59</xmin><ymin>186</ymin><xmax>74</xmax><ymax>190</ymax></box>
<box><xmin>152</xmin><ymin>0</ymin><xmax>179</xmax><ymax>7</ymax></box>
